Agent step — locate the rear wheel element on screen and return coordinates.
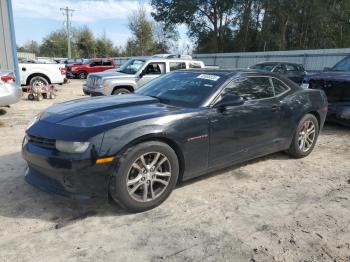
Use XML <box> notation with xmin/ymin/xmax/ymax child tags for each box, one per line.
<box><xmin>29</xmin><ymin>76</ymin><xmax>48</xmax><ymax>89</ymax></box>
<box><xmin>287</xmin><ymin>114</ymin><xmax>319</xmax><ymax>158</ymax></box>
<box><xmin>112</xmin><ymin>88</ymin><xmax>131</xmax><ymax>95</ymax></box>
<box><xmin>109</xmin><ymin>141</ymin><xmax>179</xmax><ymax>212</ymax></box>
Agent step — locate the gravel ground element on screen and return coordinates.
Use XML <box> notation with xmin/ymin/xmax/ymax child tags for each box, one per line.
<box><xmin>0</xmin><ymin>80</ymin><xmax>349</xmax><ymax>262</ymax></box>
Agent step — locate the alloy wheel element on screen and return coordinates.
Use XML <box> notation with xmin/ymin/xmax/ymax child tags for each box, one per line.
<box><xmin>126</xmin><ymin>152</ymin><xmax>171</xmax><ymax>202</ymax></box>
<box><xmin>298</xmin><ymin>120</ymin><xmax>316</xmax><ymax>152</ymax></box>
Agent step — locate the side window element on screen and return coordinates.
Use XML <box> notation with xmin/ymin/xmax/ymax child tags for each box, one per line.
<box><xmin>223</xmin><ymin>77</ymin><xmax>274</xmax><ymax>100</ymax></box>
<box><xmin>144</xmin><ymin>63</ymin><xmax>166</xmax><ymax>75</ymax></box>
<box><xmin>272</xmin><ymin>78</ymin><xmax>290</xmax><ymax>96</ymax></box>
<box><xmin>102</xmin><ymin>61</ymin><xmax>112</xmax><ymax>66</ymax></box>
<box><xmin>273</xmin><ymin>64</ymin><xmax>286</xmax><ymax>74</ymax></box>
<box><xmin>91</xmin><ymin>61</ymin><xmax>102</xmax><ymax>66</ymax></box>
<box><xmin>285</xmin><ymin>64</ymin><xmax>298</xmax><ymax>72</ymax></box>
<box><xmin>169</xmin><ymin>62</ymin><xmax>186</xmax><ymax>71</ymax></box>
<box><xmin>189</xmin><ymin>62</ymin><xmax>202</xmax><ymax>68</ymax></box>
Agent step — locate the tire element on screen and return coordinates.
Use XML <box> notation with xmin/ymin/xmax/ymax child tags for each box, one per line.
<box><xmin>112</xmin><ymin>88</ymin><xmax>131</xmax><ymax>95</ymax></box>
<box><xmin>287</xmin><ymin>114</ymin><xmax>319</xmax><ymax>158</ymax></box>
<box><xmin>78</xmin><ymin>71</ymin><xmax>87</xmax><ymax>79</ymax></box>
<box><xmin>109</xmin><ymin>141</ymin><xmax>179</xmax><ymax>212</ymax></box>
<box><xmin>29</xmin><ymin>76</ymin><xmax>49</xmax><ymax>88</ymax></box>
<box><xmin>37</xmin><ymin>94</ymin><xmax>43</xmax><ymax>101</ymax></box>
<box><xmin>28</xmin><ymin>94</ymin><xmax>34</xmax><ymax>100</ymax></box>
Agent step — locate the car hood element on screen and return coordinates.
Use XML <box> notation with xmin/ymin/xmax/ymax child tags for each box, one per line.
<box><xmin>39</xmin><ymin>94</ymin><xmax>182</xmax><ymax>128</ymax></box>
<box><xmin>307</xmin><ymin>71</ymin><xmax>350</xmax><ymax>81</ymax></box>
<box><xmin>89</xmin><ymin>71</ymin><xmax>135</xmax><ymax>79</ymax></box>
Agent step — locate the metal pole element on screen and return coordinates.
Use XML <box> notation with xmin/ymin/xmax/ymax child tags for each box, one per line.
<box><xmin>60</xmin><ymin>6</ymin><xmax>74</xmax><ymax>59</ymax></box>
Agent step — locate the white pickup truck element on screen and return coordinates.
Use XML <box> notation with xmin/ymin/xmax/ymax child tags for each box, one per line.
<box><xmin>18</xmin><ymin>62</ymin><xmax>67</xmax><ymax>87</ymax></box>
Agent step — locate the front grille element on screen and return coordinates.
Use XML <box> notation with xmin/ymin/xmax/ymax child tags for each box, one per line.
<box><xmin>27</xmin><ymin>134</ymin><xmax>56</xmax><ymax>149</ymax></box>
<box><xmin>87</xmin><ymin>76</ymin><xmax>100</xmax><ymax>89</ymax></box>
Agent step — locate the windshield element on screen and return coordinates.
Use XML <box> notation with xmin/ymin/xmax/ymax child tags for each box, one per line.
<box><xmin>136</xmin><ymin>71</ymin><xmax>226</xmax><ymax>108</ymax></box>
<box><xmin>118</xmin><ymin>59</ymin><xmax>146</xmax><ymax>74</ymax></box>
<box><xmin>331</xmin><ymin>57</ymin><xmax>350</xmax><ymax>71</ymax></box>
<box><xmin>250</xmin><ymin>64</ymin><xmax>275</xmax><ymax>71</ymax></box>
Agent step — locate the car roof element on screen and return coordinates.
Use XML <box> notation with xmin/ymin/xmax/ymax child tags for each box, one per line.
<box><xmin>135</xmin><ymin>58</ymin><xmax>203</xmax><ymax>63</ymax></box>
<box><xmin>254</xmin><ymin>61</ymin><xmax>302</xmax><ymax>66</ymax></box>
<box><xmin>180</xmin><ymin>68</ymin><xmax>280</xmax><ymax>77</ymax></box>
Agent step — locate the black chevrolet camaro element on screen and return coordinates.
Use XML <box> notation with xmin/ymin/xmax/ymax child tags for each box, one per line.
<box><xmin>22</xmin><ymin>69</ymin><xmax>328</xmax><ymax>212</ymax></box>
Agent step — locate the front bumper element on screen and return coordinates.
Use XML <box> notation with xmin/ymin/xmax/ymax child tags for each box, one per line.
<box><xmin>83</xmin><ymin>85</ymin><xmax>105</xmax><ymax>96</ymax></box>
<box><xmin>22</xmin><ymin>140</ymin><xmax>115</xmax><ymax>200</ymax></box>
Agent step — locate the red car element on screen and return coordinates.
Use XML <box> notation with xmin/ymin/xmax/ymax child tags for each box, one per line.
<box><xmin>67</xmin><ymin>59</ymin><xmax>116</xmax><ymax>79</ymax></box>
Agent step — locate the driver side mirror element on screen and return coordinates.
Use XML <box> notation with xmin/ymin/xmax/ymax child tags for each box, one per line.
<box><xmin>214</xmin><ymin>94</ymin><xmax>244</xmax><ymax>110</ymax></box>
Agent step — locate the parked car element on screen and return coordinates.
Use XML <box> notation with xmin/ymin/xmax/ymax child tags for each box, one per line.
<box><xmin>303</xmin><ymin>56</ymin><xmax>350</xmax><ymax>126</ymax></box>
<box><xmin>83</xmin><ymin>58</ymin><xmax>205</xmax><ymax>95</ymax></box>
<box><xmin>18</xmin><ymin>62</ymin><xmax>67</xmax><ymax>88</ymax></box>
<box><xmin>23</xmin><ymin>69</ymin><xmax>327</xmax><ymax>212</ymax></box>
<box><xmin>0</xmin><ymin>70</ymin><xmax>22</xmax><ymax>107</ymax></box>
<box><xmin>66</xmin><ymin>59</ymin><xmax>116</xmax><ymax>79</ymax></box>
<box><xmin>249</xmin><ymin>62</ymin><xmax>306</xmax><ymax>85</ymax></box>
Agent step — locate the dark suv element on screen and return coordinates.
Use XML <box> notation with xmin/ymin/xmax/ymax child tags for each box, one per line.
<box><xmin>249</xmin><ymin>62</ymin><xmax>306</xmax><ymax>85</ymax></box>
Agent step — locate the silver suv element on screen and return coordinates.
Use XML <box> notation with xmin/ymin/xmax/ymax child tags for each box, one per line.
<box><xmin>83</xmin><ymin>58</ymin><xmax>205</xmax><ymax>96</ymax></box>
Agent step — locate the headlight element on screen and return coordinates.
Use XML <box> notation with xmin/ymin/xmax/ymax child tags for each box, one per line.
<box><xmin>26</xmin><ymin>114</ymin><xmax>41</xmax><ymax>130</ymax></box>
<box><xmin>55</xmin><ymin>140</ymin><xmax>90</xmax><ymax>153</ymax></box>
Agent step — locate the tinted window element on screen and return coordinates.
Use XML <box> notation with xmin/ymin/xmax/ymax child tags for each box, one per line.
<box><xmin>169</xmin><ymin>62</ymin><xmax>186</xmax><ymax>71</ymax></box>
<box><xmin>90</xmin><ymin>61</ymin><xmax>102</xmax><ymax>66</ymax></box>
<box><xmin>273</xmin><ymin>65</ymin><xmax>286</xmax><ymax>73</ymax></box>
<box><xmin>272</xmin><ymin>78</ymin><xmax>290</xmax><ymax>95</ymax></box>
<box><xmin>251</xmin><ymin>64</ymin><xmax>275</xmax><ymax>72</ymax></box>
<box><xmin>144</xmin><ymin>63</ymin><xmax>166</xmax><ymax>75</ymax></box>
<box><xmin>102</xmin><ymin>61</ymin><xmax>112</xmax><ymax>66</ymax></box>
<box><xmin>189</xmin><ymin>62</ymin><xmax>202</xmax><ymax>68</ymax></box>
<box><xmin>285</xmin><ymin>64</ymin><xmax>298</xmax><ymax>72</ymax></box>
<box><xmin>332</xmin><ymin>57</ymin><xmax>350</xmax><ymax>71</ymax></box>
<box><xmin>136</xmin><ymin>72</ymin><xmax>226</xmax><ymax>108</ymax></box>
<box><xmin>223</xmin><ymin>77</ymin><xmax>274</xmax><ymax>100</ymax></box>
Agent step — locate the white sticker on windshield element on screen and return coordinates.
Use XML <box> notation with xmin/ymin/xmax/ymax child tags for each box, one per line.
<box><xmin>197</xmin><ymin>74</ymin><xmax>220</xmax><ymax>81</ymax></box>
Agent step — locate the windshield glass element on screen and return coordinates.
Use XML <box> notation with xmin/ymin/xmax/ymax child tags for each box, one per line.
<box><xmin>118</xmin><ymin>59</ymin><xmax>146</xmax><ymax>74</ymax></box>
<box><xmin>136</xmin><ymin>71</ymin><xmax>226</xmax><ymax>108</ymax></box>
<box><xmin>331</xmin><ymin>57</ymin><xmax>350</xmax><ymax>71</ymax></box>
<box><xmin>250</xmin><ymin>64</ymin><xmax>275</xmax><ymax>71</ymax></box>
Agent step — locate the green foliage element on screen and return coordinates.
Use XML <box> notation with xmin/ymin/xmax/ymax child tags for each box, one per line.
<box><xmin>151</xmin><ymin>0</ymin><xmax>350</xmax><ymax>53</ymax></box>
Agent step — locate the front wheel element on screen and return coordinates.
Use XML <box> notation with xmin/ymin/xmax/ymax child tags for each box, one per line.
<box><xmin>112</xmin><ymin>88</ymin><xmax>131</xmax><ymax>95</ymax></box>
<box><xmin>109</xmin><ymin>141</ymin><xmax>179</xmax><ymax>212</ymax></box>
<box><xmin>287</xmin><ymin>114</ymin><xmax>319</xmax><ymax>158</ymax></box>
<box><xmin>78</xmin><ymin>71</ymin><xmax>87</xmax><ymax>79</ymax></box>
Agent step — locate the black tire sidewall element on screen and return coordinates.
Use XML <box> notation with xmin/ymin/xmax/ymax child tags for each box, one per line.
<box><xmin>78</xmin><ymin>71</ymin><xmax>87</xmax><ymax>79</ymax></box>
<box><xmin>290</xmin><ymin>114</ymin><xmax>319</xmax><ymax>157</ymax></box>
<box><xmin>111</xmin><ymin>141</ymin><xmax>179</xmax><ymax>212</ymax></box>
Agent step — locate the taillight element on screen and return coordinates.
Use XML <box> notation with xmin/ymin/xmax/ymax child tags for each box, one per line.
<box><xmin>59</xmin><ymin>67</ymin><xmax>66</xmax><ymax>75</ymax></box>
<box><xmin>1</xmin><ymin>75</ymin><xmax>15</xmax><ymax>83</ymax></box>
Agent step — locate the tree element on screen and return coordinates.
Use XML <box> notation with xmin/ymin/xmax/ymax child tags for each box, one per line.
<box><xmin>40</xmin><ymin>29</ymin><xmax>68</xmax><ymax>57</ymax></box>
<box><xmin>127</xmin><ymin>6</ymin><xmax>154</xmax><ymax>55</ymax></box>
<box><xmin>74</xmin><ymin>26</ymin><xmax>96</xmax><ymax>58</ymax></box>
<box><xmin>151</xmin><ymin>0</ymin><xmax>237</xmax><ymax>53</ymax></box>
<box><xmin>95</xmin><ymin>32</ymin><xmax>120</xmax><ymax>57</ymax></box>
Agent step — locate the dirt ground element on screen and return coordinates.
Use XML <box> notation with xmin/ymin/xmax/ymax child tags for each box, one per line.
<box><xmin>0</xmin><ymin>80</ymin><xmax>349</xmax><ymax>262</ymax></box>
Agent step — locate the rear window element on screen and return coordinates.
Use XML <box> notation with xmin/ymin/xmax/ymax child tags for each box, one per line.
<box><xmin>189</xmin><ymin>62</ymin><xmax>202</xmax><ymax>69</ymax></box>
<box><xmin>272</xmin><ymin>78</ymin><xmax>290</xmax><ymax>95</ymax></box>
<box><xmin>169</xmin><ymin>62</ymin><xmax>186</xmax><ymax>71</ymax></box>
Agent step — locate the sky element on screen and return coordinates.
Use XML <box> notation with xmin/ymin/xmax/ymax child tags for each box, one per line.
<box><xmin>12</xmin><ymin>0</ymin><xmax>191</xmax><ymax>52</ymax></box>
